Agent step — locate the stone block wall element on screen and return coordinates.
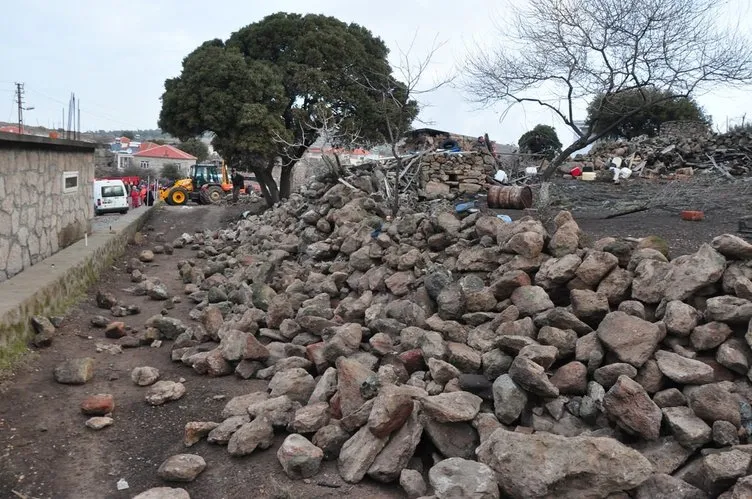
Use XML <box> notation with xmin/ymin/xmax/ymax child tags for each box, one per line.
<box><xmin>421</xmin><ymin>151</ymin><xmax>497</xmax><ymax>194</ymax></box>
<box><xmin>659</xmin><ymin>120</ymin><xmax>711</xmax><ymax>140</ymax></box>
<box><xmin>0</xmin><ymin>133</ymin><xmax>95</xmax><ymax>282</ymax></box>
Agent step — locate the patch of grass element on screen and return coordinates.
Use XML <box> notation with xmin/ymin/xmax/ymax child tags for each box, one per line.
<box><xmin>0</xmin><ymin>335</ymin><xmax>32</xmax><ymax>380</ymax></box>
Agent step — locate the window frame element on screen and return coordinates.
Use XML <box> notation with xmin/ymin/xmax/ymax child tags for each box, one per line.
<box><xmin>63</xmin><ymin>171</ymin><xmax>79</xmax><ymax>194</ymax></box>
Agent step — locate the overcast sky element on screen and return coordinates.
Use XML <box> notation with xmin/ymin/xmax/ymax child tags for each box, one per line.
<box><xmin>2</xmin><ymin>0</ymin><xmax>751</xmax><ymax>146</ymax></box>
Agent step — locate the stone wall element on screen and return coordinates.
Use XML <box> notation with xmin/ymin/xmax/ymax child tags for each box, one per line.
<box><xmin>659</xmin><ymin>120</ymin><xmax>711</xmax><ymax>140</ymax></box>
<box><xmin>0</xmin><ymin>132</ymin><xmax>95</xmax><ymax>283</ymax></box>
<box><xmin>421</xmin><ymin>151</ymin><xmax>497</xmax><ymax>194</ymax></box>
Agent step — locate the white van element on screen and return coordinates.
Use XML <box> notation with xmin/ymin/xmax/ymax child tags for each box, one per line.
<box><xmin>93</xmin><ymin>179</ymin><xmax>129</xmax><ymax>215</ymax></box>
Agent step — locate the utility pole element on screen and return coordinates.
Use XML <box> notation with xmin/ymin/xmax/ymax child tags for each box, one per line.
<box><xmin>14</xmin><ymin>83</ymin><xmax>34</xmax><ymax>134</ymax></box>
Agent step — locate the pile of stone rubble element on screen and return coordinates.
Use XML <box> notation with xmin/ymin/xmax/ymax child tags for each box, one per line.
<box><xmin>134</xmin><ymin>172</ymin><xmax>752</xmax><ymax>498</ymax></box>
<box><xmin>572</xmin><ymin>128</ymin><xmax>752</xmax><ymax>179</ymax></box>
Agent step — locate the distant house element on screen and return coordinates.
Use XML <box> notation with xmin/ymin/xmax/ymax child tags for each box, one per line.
<box><xmin>110</xmin><ymin>137</ymin><xmax>140</xmax><ymax>169</ymax></box>
<box><xmin>132</xmin><ymin>144</ymin><xmax>196</xmax><ymax>174</ymax></box>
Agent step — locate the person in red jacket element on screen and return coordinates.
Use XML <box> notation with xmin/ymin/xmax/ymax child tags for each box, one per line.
<box><xmin>130</xmin><ymin>184</ymin><xmax>141</xmax><ymax>207</ymax></box>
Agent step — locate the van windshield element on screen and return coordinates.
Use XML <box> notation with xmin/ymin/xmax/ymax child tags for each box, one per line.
<box><xmin>102</xmin><ymin>185</ymin><xmax>125</xmax><ymax>197</ymax></box>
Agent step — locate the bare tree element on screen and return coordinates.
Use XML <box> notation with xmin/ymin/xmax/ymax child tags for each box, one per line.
<box><xmin>464</xmin><ymin>0</ymin><xmax>752</xmax><ymax>179</ymax></box>
<box><xmin>272</xmin><ymin>104</ymin><xmax>365</xmax><ymax>188</ymax></box>
<box><xmin>360</xmin><ymin>35</ymin><xmax>454</xmax><ymax>216</ymax></box>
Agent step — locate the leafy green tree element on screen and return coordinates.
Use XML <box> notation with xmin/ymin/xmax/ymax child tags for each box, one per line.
<box><xmin>586</xmin><ymin>88</ymin><xmax>710</xmax><ymax>139</ymax></box>
<box><xmin>518</xmin><ymin>125</ymin><xmax>562</xmax><ymax>160</ymax></box>
<box><xmin>161</xmin><ymin>163</ymin><xmax>183</xmax><ymax>182</ymax></box>
<box><xmin>158</xmin><ymin>13</ymin><xmax>414</xmax><ymax>206</ymax></box>
<box><xmin>121</xmin><ymin>131</ymin><xmax>135</xmax><ymax>140</ymax></box>
<box><xmin>176</xmin><ymin>138</ymin><xmax>209</xmax><ymax>162</ymax></box>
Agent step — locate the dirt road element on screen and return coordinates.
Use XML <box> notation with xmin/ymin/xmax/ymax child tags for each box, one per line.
<box><xmin>0</xmin><ymin>204</ymin><xmax>400</xmax><ymax>499</ymax></box>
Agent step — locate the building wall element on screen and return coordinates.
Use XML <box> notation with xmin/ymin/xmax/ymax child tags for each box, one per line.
<box><xmin>0</xmin><ymin>133</ymin><xmax>95</xmax><ymax>283</ymax></box>
<box><xmin>132</xmin><ymin>156</ymin><xmax>195</xmax><ymax>176</ymax></box>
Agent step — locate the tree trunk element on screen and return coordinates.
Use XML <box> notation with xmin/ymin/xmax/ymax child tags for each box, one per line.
<box><xmin>392</xmin><ymin>156</ymin><xmax>403</xmax><ymax>217</ymax></box>
<box><xmin>253</xmin><ymin>162</ymin><xmax>280</xmax><ymax>208</ymax></box>
<box><xmin>541</xmin><ymin>138</ymin><xmax>589</xmax><ymax>180</ymax></box>
<box><xmin>279</xmin><ymin>164</ymin><xmax>294</xmax><ymax>200</ymax></box>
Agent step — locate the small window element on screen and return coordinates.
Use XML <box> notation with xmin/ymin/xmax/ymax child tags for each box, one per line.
<box><xmin>101</xmin><ymin>185</ymin><xmax>124</xmax><ymax>197</ymax></box>
<box><xmin>140</xmin><ymin>160</ymin><xmax>150</xmax><ymax>169</ymax></box>
<box><xmin>63</xmin><ymin>171</ymin><xmax>79</xmax><ymax>194</ymax></box>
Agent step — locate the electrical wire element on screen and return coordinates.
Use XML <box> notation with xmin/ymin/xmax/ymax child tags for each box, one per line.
<box><xmin>24</xmin><ymin>85</ymin><xmax>142</xmax><ymax>130</ymax></box>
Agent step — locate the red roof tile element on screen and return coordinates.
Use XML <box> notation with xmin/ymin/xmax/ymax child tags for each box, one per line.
<box><xmin>133</xmin><ymin>144</ymin><xmax>196</xmax><ymax>160</ymax></box>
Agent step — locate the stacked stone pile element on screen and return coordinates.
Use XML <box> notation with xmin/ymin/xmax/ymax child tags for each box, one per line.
<box><xmin>572</xmin><ymin>128</ymin><xmax>752</xmax><ymax>178</ymax></box>
<box><xmin>132</xmin><ymin>174</ymin><xmax>752</xmax><ymax>498</ymax></box>
<box><xmin>419</xmin><ymin>151</ymin><xmax>496</xmax><ymax>195</ymax></box>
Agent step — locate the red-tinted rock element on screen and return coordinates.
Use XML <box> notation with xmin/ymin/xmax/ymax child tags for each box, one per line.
<box><xmin>81</xmin><ymin>393</ymin><xmax>115</xmax><ymax>415</ymax></box>
<box><xmin>398</xmin><ymin>349</ymin><xmax>426</xmax><ymax>374</ymax></box>
<box><xmin>105</xmin><ymin>321</ymin><xmax>127</xmax><ymax>339</ymax></box>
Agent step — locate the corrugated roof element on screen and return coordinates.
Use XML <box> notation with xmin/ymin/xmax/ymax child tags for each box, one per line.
<box><xmin>133</xmin><ymin>144</ymin><xmax>196</xmax><ymax>160</ymax></box>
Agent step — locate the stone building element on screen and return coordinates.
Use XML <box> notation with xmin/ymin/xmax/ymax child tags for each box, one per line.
<box><xmin>0</xmin><ymin>132</ymin><xmax>95</xmax><ymax>282</ymax></box>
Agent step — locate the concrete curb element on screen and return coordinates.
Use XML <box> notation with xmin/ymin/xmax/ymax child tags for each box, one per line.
<box><xmin>0</xmin><ymin>204</ymin><xmax>158</xmax><ymax>369</ymax></box>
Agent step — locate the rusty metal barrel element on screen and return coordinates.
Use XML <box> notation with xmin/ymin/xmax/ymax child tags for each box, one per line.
<box><xmin>487</xmin><ymin>185</ymin><xmax>533</xmax><ymax>209</ymax></box>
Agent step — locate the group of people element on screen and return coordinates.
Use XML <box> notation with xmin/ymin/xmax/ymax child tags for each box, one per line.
<box><xmin>124</xmin><ymin>181</ymin><xmax>156</xmax><ymax>207</ymax></box>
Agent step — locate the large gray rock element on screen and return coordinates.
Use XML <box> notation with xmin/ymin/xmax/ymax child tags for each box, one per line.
<box><xmin>421</xmin><ymin>391</ymin><xmax>482</xmax><ymax>423</ymax></box>
<box><xmin>603</xmin><ymin>375</ymin><xmax>662</xmax><ymax>440</ymax></box>
<box><xmin>227</xmin><ymin>417</ymin><xmax>274</xmax><ymax>456</ymax></box>
<box><xmin>576</xmin><ymin>250</ymin><xmax>619</xmax><ymax>287</ymax></box>
<box><xmin>367</xmin><ymin>385</ymin><xmax>414</xmax><ymax>438</ymax></box>
<box><xmin>276</xmin><ymin>433</ymin><xmax>324</xmax><ymax>479</ymax></box>
<box><xmin>654</xmin><ymin>350</ymin><xmax>714</xmax><ymax>385</ymax></box>
<box><xmin>508</xmin><ymin>356</ymin><xmax>560</xmax><ymax>398</ymax></box>
<box><xmin>596</xmin><ymin>312</ymin><xmax>662</xmax><ymax>367</ymax></box>
<box><xmin>711</xmin><ymin>233</ymin><xmax>752</xmax><ymax>259</ymax></box>
<box><xmin>337</xmin><ymin>425</ymin><xmax>389</xmax><ymax>483</ymax></box>
<box><xmin>705</xmin><ymin>296</ymin><xmax>752</xmax><ymax>324</ymax></box>
<box><xmin>492</xmin><ymin>374</ymin><xmax>527</xmax><ymax>424</ymax></box>
<box><xmin>663</xmin><ymin>301</ymin><xmax>701</xmax><ymax>337</ymax></box>
<box><xmin>157</xmin><ymin>454</ymin><xmax>206</xmax><ymax>482</ymax></box>
<box><xmin>677</xmin><ymin>450</ymin><xmax>752</xmax><ymax>496</ymax></box>
<box><xmin>268</xmin><ymin>368</ymin><xmax>316</xmax><ymax>404</ymax></box>
<box><xmin>367</xmin><ymin>401</ymin><xmax>423</xmax><ymax>483</ymax></box>
<box><xmin>423</xmin><ymin>418</ymin><xmax>479</xmax><ymax>460</ymax></box>
<box><xmin>146</xmin><ymin>381</ymin><xmax>186</xmax><ymax>406</ymax></box>
<box><xmin>632</xmin><ymin>259</ymin><xmax>671</xmax><ymax>304</ymax></box>
<box><xmin>631</xmin><ymin>436</ymin><xmax>694</xmax><ymax>474</ymax></box>
<box><xmin>477</xmin><ymin>429</ymin><xmax>653</xmax><ymax>499</ymax></box>
<box><xmin>428</xmin><ymin>457</ymin><xmax>500</xmax><ymax>499</ymax></box>
<box><xmin>690</xmin><ymin>321</ymin><xmax>732</xmax><ymax>351</ymax></box>
<box><xmin>535</xmin><ymin>254</ymin><xmax>582</xmax><ymax>289</ymax></box>
<box><xmin>510</xmin><ymin>286</ymin><xmax>554</xmax><ymax>317</ymax></box>
<box><xmin>336</xmin><ymin>357</ymin><xmax>376</xmax><ymax>417</ymax></box>
<box><xmin>663</xmin><ymin>244</ymin><xmax>726</xmax><ymax>301</ymax></box>
<box><xmin>662</xmin><ymin>407</ymin><xmax>712</xmax><ymax>449</ymax></box>
<box><xmin>54</xmin><ymin>358</ymin><xmax>95</xmax><ymax>385</ymax></box>
<box><xmin>570</xmin><ymin>289</ymin><xmax>610</xmax><ymax>327</ymax></box>
<box><xmin>400</xmin><ymin>469</ymin><xmax>427</xmax><ymax>499</ymax></box>
<box><xmin>633</xmin><ymin>473</ymin><xmax>706</xmax><ymax>499</ymax></box>
<box><xmin>687</xmin><ymin>383</ymin><xmax>741</xmax><ymax>427</ymax></box>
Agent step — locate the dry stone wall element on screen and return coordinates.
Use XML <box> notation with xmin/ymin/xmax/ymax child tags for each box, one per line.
<box><xmin>0</xmin><ymin>133</ymin><xmax>95</xmax><ymax>282</ymax></box>
<box><xmin>659</xmin><ymin>120</ymin><xmax>711</xmax><ymax>140</ymax></box>
<box><xmin>421</xmin><ymin>151</ymin><xmax>496</xmax><ymax>194</ymax></box>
